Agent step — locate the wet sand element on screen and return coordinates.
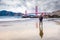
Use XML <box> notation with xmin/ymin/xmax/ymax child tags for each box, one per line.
<box><xmin>0</xmin><ymin>18</ymin><xmax>60</xmax><ymax>40</ymax></box>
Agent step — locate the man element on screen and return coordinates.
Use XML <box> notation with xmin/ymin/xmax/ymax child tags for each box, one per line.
<box><xmin>39</xmin><ymin>14</ymin><xmax>44</xmax><ymax>38</ymax></box>
<box><xmin>39</xmin><ymin>14</ymin><xmax>43</xmax><ymax>23</ymax></box>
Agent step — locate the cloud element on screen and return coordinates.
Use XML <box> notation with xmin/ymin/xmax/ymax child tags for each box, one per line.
<box><xmin>0</xmin><ymin>0</ymin><xmax>60</xmax><ymax>13</ymax></box>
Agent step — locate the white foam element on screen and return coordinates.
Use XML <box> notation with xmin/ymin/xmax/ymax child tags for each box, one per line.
<box><xmin>0</xmin><ymin>18</ymin><xmax>30</xmax><ymax>21</ymax></box>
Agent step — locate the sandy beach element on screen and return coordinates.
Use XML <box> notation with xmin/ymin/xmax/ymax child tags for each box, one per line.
<box><xmin>0</xmin><ymin>18</ymin><xmax>60</xmax><ymax>40</ymax></box>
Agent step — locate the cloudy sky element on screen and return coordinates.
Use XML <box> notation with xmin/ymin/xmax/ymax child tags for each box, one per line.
<box><xmin>0</xmin><ymin>0</ymin><xmax>60</xmax><ymax>13</ymax></box>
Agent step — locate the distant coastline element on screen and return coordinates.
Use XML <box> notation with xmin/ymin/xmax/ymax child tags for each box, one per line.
<box><xmin>0</xmin><ymin>10</ymin><xmax>23</xmax><ymax>16</ymax></box>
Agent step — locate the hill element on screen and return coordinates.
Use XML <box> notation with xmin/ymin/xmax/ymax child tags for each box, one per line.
<box><xmin>52</xmin><ymin>10</ymin><xmax>60</xmax><ymax>16</ymax></box>
<box><xmin>0</xmin><ymin>10</ymin><xmax>23</xmax><ymax>16</ymax></box>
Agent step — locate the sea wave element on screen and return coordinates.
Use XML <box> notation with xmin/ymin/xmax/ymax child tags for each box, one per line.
<box><xmin>0</xmin><ymin>18</ymin><xmax>31</xmax><ymax>21</ymax></box>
